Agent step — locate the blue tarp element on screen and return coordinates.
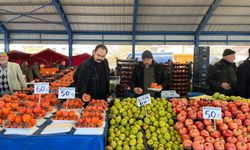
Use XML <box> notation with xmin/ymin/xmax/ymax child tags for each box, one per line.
<box><xmin>127</xmin><ymin>52</ymin><xmax>173</xmax><ymax>63</ymax></box>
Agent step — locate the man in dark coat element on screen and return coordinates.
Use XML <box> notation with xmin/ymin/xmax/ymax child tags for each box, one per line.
<box><xmin>237</xmin><ymin>49</ymin><xmax>250</xmax><ymax>98</ymax></box>
<box><xmin>206</xmin><ymin>49</ymin><xmax>237</xmax><ymax>96</ymax></box>
<box><xmin>130</xmin><ymin>50</ymin><xmax>167</xmax><ymax>97</ymax></box>
<box><xmin>21</xmin><ymin>61</ymin><xmax>29</xmax><ymax>80</ymax></box>
<box><xmin>27</xmin><ymin>63</ymin><xmax>44</xmax><ymax>82</ymax></box>
<box><xmin>77</xmin><ymin>44</ymin><xmax>110</xmax><ymax>102</ymax></box>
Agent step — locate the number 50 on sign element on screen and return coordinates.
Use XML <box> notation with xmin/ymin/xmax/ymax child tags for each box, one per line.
<box><xmin>203</xmin><ymin>107</ymin><xmax>221</xmax><ymax>120</ymax></box>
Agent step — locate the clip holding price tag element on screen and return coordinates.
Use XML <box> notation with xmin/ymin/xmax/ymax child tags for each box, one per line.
<box><xmin>34</xmin><ymin>83</ymin><xmax>49</xmax><ymax>94</ymax></box>
<box><xmin>58</xmin><ymin>87</ymin><xmax>75</xmax><ymax>99</ymax></box>
<box><xmin>203</xmin><ymin>107</ymin><xmax>222</xmax><ymax>120</ymax></box>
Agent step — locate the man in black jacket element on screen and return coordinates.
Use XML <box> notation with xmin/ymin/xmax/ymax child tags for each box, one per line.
<box><xmin>237</xmin><ymin>49</ymin><xmax>250</xmax><ymax>98</ymax></box>
<box><xmin>77</xmin><ymin>44</ymin><xmax>110</xmax><ymax>102</ymax></box>
<box><xmin>206</xmin><ymin>49</ymin><xmax>237</xmax><ymax>96</ymax></box>
<box><xmin>130</xmin><ymin>50</ymin><xmax>167</xmax><ymax>97</ymax></box>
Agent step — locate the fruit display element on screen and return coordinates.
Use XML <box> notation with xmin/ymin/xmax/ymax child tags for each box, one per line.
<box><xmin>210</xmin><ymin>92</ymin><xmax>250</xmax><ymax>103</ymax></box>
<box><xmin>106</xmin><ymin>98</ymin><xmax>183</xmax><ymax>150</ymax></box>
<box><xmin>171</xmin><ymin>98</ymin><xmax>250</xmax><ymax>150</ymax></box>
<box><xmin>50</xmin><ymin>70</ymin><xmax>75</xmax><ymax>90</ymax></box>
<box><xmin>76</xmin><ymin>99</ymin><xmax>107</xmax><ymax>128</ymax></box>
<box><xmin>5</xmin><ymin>113</ymin><xmax>37</xmax><ymax>128</ymax></box>
<box><xmin>115</xmin><ymin>58</ymin><xmax>137</xmax><ymax>97</ymax></box>
<box><xmin>62</xmin><ymin>98</ymin><xmax>83</xmax><ymax>109</ymax></box>
<box><xmin>52</xmin><ymin>110</ymin><xmax>79</xmax><ymax>120</ymax></box>
<box><xmin>149</xmin><ymin>83</ymin><xmax>162</xmax><ymax>89</ymax></box>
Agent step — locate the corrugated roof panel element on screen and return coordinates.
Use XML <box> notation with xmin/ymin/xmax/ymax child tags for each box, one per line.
<box><xmin>200</xmin><ymin>42</ymin><xmax>227</xmax><ymax>45</ymax></box>
<box><xmin>137</xmin><ymin>25</ymin><xmax>197</xmax><ymax>31</ymax></box>
<box><xmin>68</xmin><ymin>16</ymin><xmax>132</xmax><ymax>23</ymax></box>
<box><xmin>138</xmin><ymin>16</ymin><xmax>202</xmax><ymax>24</ymax></box>
<box><xmin>0</xmin><ymin>5</ymin><xmax>55</xmax><ymax>13</ymax></box>
<box><xmin>1</xmin><ymin>0</ymin><xmax>50</xmax><ymax>4</ymax></box>
<box><xmin>41</xmin><ymin>41</ymin><xmax>68</xmax><ymax>44</ymax></box>
<box><xmin>228</xmin><ymin>35</ymin><xmax>250</xmax><ymax>40</ymax></box>
<box><xmin>73</xmin><ymin>35</ymin><xmax>102</xmax><ymax>40</ymax></box>
<box><xmin>227</xmin><ymin>42</ymin><xmax>250</xmax><ymax>46</ymax></box>
<box><xmin>74</xmin><ymin>41</ymin><xmax>101</xmax><ymax>45</ymax></box>
<box><xmin>6</xmin><ymin>23</ymin><xmax>65</xmax><ymax>30</ymax></box>
<box><xmin>139</xmin><ymin>0</ymin><xmax>213</xmax><ymax>5</ymax></box>
<box><xmin>200</xmin><ymin>35</ymin><xmax>227</xmax><ymax>40</ymax></box>
<box><xmin>41</xmin><ymin>34</ymin><xmax>68</xmax><ymax>39</ymax></box>
<box><xmin>165</xmin><ymin>35</ymin><xmax>194</xmax><ymax>40</ymax></box>
<box><xmin>136</xmin><ymin>35</ymin><xmax>164</xmax><ymax>40</ymax></box>
<box><xmin>11</xmin><ymin>34</ymin><xmax>40</xmax><ymax>39</ymax></box>
<box><xmin>209</xmin><ymin>16</ymin><xmax>250</xmax><ymax>24</ymax></box>
<box><xmin>61</xmin><ymin>0</ymin><xmax>133</xmax><ymax>5</ymax></box>
<box><xmin>136</xmin><ymin>42</ymin><xmax>193</xmax><ymax>45</ymax></box>
<box><xmin>104</xmin><ymin>35</ymin><xmax>132</xmax><ymax>40</ymax></box>
<box><xmin>220</xmin><ymin>0</ymin><xmax>250</xmax><ymax>6</ymax></box>
<box><xmin>215</xmin><ymin>7</ymin><xmax>250</xmax><ymax>15</ymax></box>
<box><xmin>0</xmin><ymin>15</ymin><xmax>62</xmax><ymax>22</ymax></box>
<box><xmin>103</xmin><ymin>41</ymin><xmax>131</xmax><ymax>45</ymax></box>
<box><xmin>204</xmin><ymin>25</ymin><xmax>250</xmax><ymax>31</ymax></box>
<box><xmin>136</xmin><ymin>42</ymin><xmax>165</xmax><ymax>45</ymax></box>
<box><xmin>71</xmin><ymin>24</ymin><xmax>132</xmax><ymax>31</ymax></box>
<box><xmin>138</xmin><ymin>7</ymin><xmax>208</xmax><ymax>15</ymax></box>
<box><xmin>10</xmin><ymin>40</ymin><xmax>41</xmax><ymax>44</ymax></box>
<box><xmin>63</xmin><ymin>6</ymin><xmax>133</xmax><ymax>15</ymax></box>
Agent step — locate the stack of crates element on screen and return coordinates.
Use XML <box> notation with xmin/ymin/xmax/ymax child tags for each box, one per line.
<box><xmin>193</xmin><ymin>46</ymin><xmax>210</xmax><ymax>92</ymax></box>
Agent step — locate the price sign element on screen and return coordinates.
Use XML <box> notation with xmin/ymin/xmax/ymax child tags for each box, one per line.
<box><xmin>203</xmin><ymin>107</ymin><xmax>221</xmax><ymax>120</ymax></box>
<box><xmin>34</xmin><ymin>83</ymin><xmax>49</xmax><ymax>94</ymax></box>
<box><xmin>58</xmin><ymin>87</ymin><xmax>75</xmax><ymax>99</ymax></box>
<box><xmin>137</xmin><ymin>94</ymin><xmax>151</xmax><ymax>107</ymax></box>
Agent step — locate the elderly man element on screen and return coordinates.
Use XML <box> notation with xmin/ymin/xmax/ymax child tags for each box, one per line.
<box><xmin>206</xmin><ymin>49</ymin><xmax>237</xmax><ymax>96</ymax></box>
<box><xmin>130</xmin><ymin>50</ymin><xmax>167</xmax><ymax>97</ymax></box>
<box><xmin>0</xmin><ymin>52</ymin><xmax>26</xmax><ymax>95</ymax></box>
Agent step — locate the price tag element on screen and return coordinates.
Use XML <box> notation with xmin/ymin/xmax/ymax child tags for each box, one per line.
<box><xmin>34</xmin><ymin>83</ymin><xmax>49</xmax><ymax>94</ymax></box>
<box><xmin>137</xmin><ymin>94</ymin><xmax>151</xmax><ymax>107</ymax></box>
<box><xmin>203</xmin><ymin>107</ymin><xmax>221</xmax><ymax>120</ymax></box>
<box><xmin>58</xmin><ymin>87</ymin><xmax>75</xmax><ymax>99</ymax></box>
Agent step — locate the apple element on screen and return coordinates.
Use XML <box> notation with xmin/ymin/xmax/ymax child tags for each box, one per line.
<box><xmin>193</xmin><ymin>136</ymin><xmax>205</xmax><ymax>143</ymax></box>
<box><xmin>195</xmin><ymin>121</ymin><xmax>204</xmax><ymax>130</ymax></box>
<box><xmin>203</xmin><ymin>119</ymin><xmax>212</xmax><ymax>126</ymax></box>
<box><xmin>192</xmin><ymin>141</ymin><xmax>204</xmax><ymax>150</ymax></box>
<box><xmin>244</xmin><ymin>119</ymin><xmax>250</xmax><ymax>126</ymax></box>
<box><xmin>233</xmin><ymin>118</ymin><xmax>243</xmax><ymax>126</ymax></box>
<box><xmin>197</xmin><ymin>110</ymin><xmax>203</xmax><ymax>120</ymax></box>
<box><xmin>218</xmin><ymin>123</ymin><xmax>228</xmax><ymax>131</ymax></box>
<box><xmin>200</xmin><ymin>129</ymin><xmax>210</xmax><ymax>138</ymax></box>
<box><xmin>213</xmin><ymin>141</ymin><xmax>225</xmax><ymax>150</ymax></box>
<box><xmin>237</xmin><ymin>135</ymin><xmax>248</xmax><ymax>143</ymax></box>
<box><xmin>225</xmin><ymin>143</ymin><xmax>237</xmax><ymax>150</ymax></box>
<box><xmin>223</xmin><ymin>111</ymin><xmax>232</xmax><ymax>117</ymax></box>
<box><xmin>174</xmin><ymin>122</ymin><xmax>184</xmax><ymax>130</ymax></box>
<box><xmin>179</xmin><ymin>127</ymin><xmax>188</xmax><ymax>134</ymax></box>
<box><xmin>183</xmin><ymin>139</ymin><xmax>192</xmax><ymax>149</ymax></box>
<box><xmin>187</xmin><ymin>124</ymin><xmax>198</xmax><ymax>130</ymax></box>
<box><xmin>210</xmin><ymin>131</ymin><xmax>221</xmax><ymax>138</ymax></box>
<box><xmin>187</xmin><ymin>110</ymin><xmax>197</xmax><ymax>120</ymax></box>
<box><xmin>236</xmin><ymin>113</ymin><xmax>246</xmax><ymax>121</ymax></box>
<box><xmin>227</xmin><ymin>136</ymin><xmax>238</xmax><ymax>144</ymax></box>
<box><xmin>189</xmin><ymin>129</ymin><xmax>200</xmax><ymax>138</ymax></box>
<box><xmin>240</xmin><ymin>105</ymin><xmax>249</xmax><ymax>113</ymax></box>
<box><xmin>206</xmin><ymin>125</ymin><xmax>215</xmax><ymax>133</ymax></box>
<box><xmin>181</xmin><ymin>133</ymin><xmax>191</xmax><ymax>140</ymax></box>
<box><xmin>204</xmin><ymin>142</ymin><xmax>214</xmax><ymax>150</ymax></box>
<box><xmin>222</xmin><ymin>129</ymin><xmax>233</xmax><ymax>137</ymax></box>
<box><xmin>232</xmin><ymin>128</ymin><xmax>242</xmax><ymax>136</ymax></box>
<box><xmin>215</xmin><ymin>137</ymin><xmax>225</xmax><ymax>144</ymax></box>
<box><xmin>228</xmin><ymin>122</ymin><xmax>238</xmax><ymax>130</ymax></box>
<box><xmin>177</xmin><ymin>113</ymin><xmax>186</xmax><ymax>123</ymax></box>
<box><xmin>236</xmin><ymin>142</ymin><xmax>248</xmax><ymax>150</ymax></box>
<box><xmin>185</xmin><ymin>118</ymin><xmax>194</xmax><ymax>127</ymax></box>
<box><xmin>206</xmin><ymin>137</ymin><xmax>215</xmax><ymax>144</ymax></box>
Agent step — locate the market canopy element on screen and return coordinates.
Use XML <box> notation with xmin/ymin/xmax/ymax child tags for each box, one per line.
<box><xmin>7</xmin><ymin>50</ymin><xmax>31</xmax><ymax>65</ymax></box>
<box><xmin>28</xmin><ymin>48</ymin><xmax>69</xmax><ymax>67</ymax></box>
<box><xmin>72</xmin><ymin>53</ymin><xmax>91</xmax><ymax>66</ymax></box>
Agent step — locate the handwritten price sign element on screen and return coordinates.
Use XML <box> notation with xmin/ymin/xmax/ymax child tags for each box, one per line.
<box><xmin>34</xmin><ymin>83</ymin><xmax>49</xmax><ymax>94</ymax></box>
<box><xmin>58</xmin><ymin>87</ymin><xmax>75</xmax><ymax>99</ymax></box>
<box><xmin>203</xmin><ymin>107</ymin><xmax>222</xmax><ymax>120</ymax></box>
<box><xmin>137</xmin><ymin>94</ymin><xmax>151</xmax><ymax>107</ymax></box>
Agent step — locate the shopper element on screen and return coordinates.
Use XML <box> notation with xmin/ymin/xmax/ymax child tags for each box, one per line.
<box><xmin>27</xmin><ymin>62</ymin><xmax>44</xmax><ymax>82</ymax></box>
<box><xmin>130</xmin><ymin>50</ymin><xmax>167</xmax><ymax>97</ymax></box>
<box><xmin>237</xmin><ymin>48</ymin><xmax>250</xmax><ymax>98</ymax></box>
<box><xmin>76</xmin><ymin>44</ymin><xmax>110</xmax><ymax>102</ymax></box>
<box><xmin>206</xmin><ymin>49</ymin><xmax>237</xmax><ymax>96</ymax></box>
<box><xmin>21</xmin><ymin>61</ymin><xmax>29</xmax><ymax>80</ymax></box>
<box><xmin>0</xmin><ymin>52</ymin><xmax>27</xmax><ymax>96</ymax></box>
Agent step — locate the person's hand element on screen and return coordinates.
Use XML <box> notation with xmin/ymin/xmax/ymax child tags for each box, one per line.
<box><xmin>82</xmin><ymin>93</ymin><xmax>91</xmax><ymax>102</ymax></box>
<box><xmin>221</xmin><ymin>82</ymin><xmax>231</xmax><ymax>90</ymax></box>
<box><xmin>133</xmin><ymin>87</ymin><xmax>143</xmax><ymax>94</ymax></box>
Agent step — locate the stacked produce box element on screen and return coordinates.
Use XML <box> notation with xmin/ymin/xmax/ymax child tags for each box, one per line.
<box><xmin>115</xmin><ymin>59</ymin><xmax>137</xmax><ymax>97</ymax></box>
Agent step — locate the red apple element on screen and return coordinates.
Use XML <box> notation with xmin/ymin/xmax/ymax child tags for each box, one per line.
<box><xmin>236</xmin><ymin>113</ymin><xmax>246</xmax><ymax>121</ymax></box>
<box><xmin>183</xmin><ymin>139</ymin><xmax>192</xmax><ymax>149</ymax></box>
<box><xmin>236</xmin><ymin>142</ymin><xmax>248</xmax><ymax>150</ymax></box>
<box><xmin>188</xmin><ymin>110</ymin><xmax>197</xmax><ymax>120</ymax></box>
<box><xmin>185</xmin><ymin>118</ymin><xmax>194</xmax><ymax>127</ymax></box>
<box><xmin>212</xmin><ymin>100</ymin><xmax>221</xmax><ymax>107</ymax></box>
<box><xmin>215</xmin><ymin>119</ymin><xmax>223</xmax><ymax>126</ymax></box>
<box><xmin>228</xmin><ymin>122</ymin><xmax>238</xmax><ymax>130</ymax></box>
<box><xmin>218</xmin><ymin>123</ymin><xmax>228</xmax><ymax>131</ymax></box>
<box><xmin>210</xmin><ymin>131</ymin><xmax>221</xmax><ymax>138</ymax></box>
<box><xmin>213</xmin><ymin>141</ymin><xmax>225</xmax><ymax>150</ymax></box>
<box><xmin>237</xmin><ymin>135</ymin><xmax>248</xmax><ymax>143</ymax></box>
<box><xmin>197</xmin><ymin>110</ymin><xmax>203</xmax><ymax>120</ymax></box>
<box><xmin>192</xmin><ymin>141</ymin><xmax>204</xmax><ymax>150</ymax></box>
<box><xmin>179</xmin><ymin>127</ymin><xmax>188</xmax><ymax>134</ymax></box>
<box><xmin>200</xmin><ymin>129</ymin><xmax>210</xmax><ymax>138</ymax></box>
<box><xmin>233</xmin><ymin>128</ymin><xmax>243</xmax><ymax>136</ymax></box>
<box><xmin>238</xmin><ymin>125</ymin><xmax>247</xmax><ymax>132</ymax></box>
<box><xmin>203</xmin><ymin>119</ymin><xmax>212</xmax><ymax>126</ymax></box>
<box><xmin>215</xmin><ymin>137</ymin><xmax>225</xmax><ymax>144</ymax></box>
<box><xmin>240</xmin><ymin>105</ymin><xmax>249</xmax><ymax>113</ymax></box>
<box><xmin>227</xmin><ymin>136</ymin><xmax>238</xmax><ymax>144</ymax></box>
<box><xmin>174</xmin><ymin>122</ymin><xmax>184</xmax><ymax>130</ymax></box>
<box><xmin>181</xmin><ymin>133</ymin><xmax>191</xmax><ymax>140</ymax></box>
<box><xmin>224</xmin><ymin>117</ymin><xmax>233</xmax><ymax>124</ymax></box>
<box><xmin>179</xmin><ymin>110</ymin><xmax>188</xmax><ymax>116</ymax></box>
<box><xmin>225</xmin><ymin>143</ymin><xmax>237</xmax><ymax>150</ymax></box>
<box><xmin>194</xmin><ymin>136</ymin><xmax>205</xmax><ymax>143</ymax></box>
<box><xmin>244</xmin><ymin>119</ymin><xmax>250</xmax><ymax>126</ymax></box>
<box><xmin>206</xmin><ymin>137</ymin><xmax>215</xmax><ymax>144</ymax></box>
<box><xmin>204</xmin><ymin>142</ymin><xmax>214</xmax><ymax>150</ymax></box>
<box><xmin>223</xmin><ymin>111</ymin><xmax>232</xmax><ymax>117</ymax></box>
<box><xmin>195</xmin><ymin>121</ymin><xmax>204</xmax><ymax>130</ymax></box>
<box><xmin>189</xmin><ymin>129</ymin><xmax>200</xmax><ymax>138</ymax></box>
<box><xmin>222</xmin><ymin>129</ymin><xmax>233</xmax><ymax>137</ymax></box>
<box><xmin>177</xmin><ymin>113</ymin><xmax>186</xmax><ymax>123</ymax></box>
<box><xmin>233</xmin><ymin>118</ymin><xmax>242</xmax><ymax>126</ymax></box>
<box><xmin>206</xmin><ymin>125</ymin><xmax>215</xmax><ymax>133</ymax></box>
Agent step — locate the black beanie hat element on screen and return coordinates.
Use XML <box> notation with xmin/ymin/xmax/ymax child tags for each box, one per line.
<box><xmin>222</xmin><ymin>49</ymin><xmax>235</xmax><ymax>57</ymax></box>
<box><xmin>142</xmin><ymin>50</ymin><xmax>153</xmax><ymax>59</ymax></box>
